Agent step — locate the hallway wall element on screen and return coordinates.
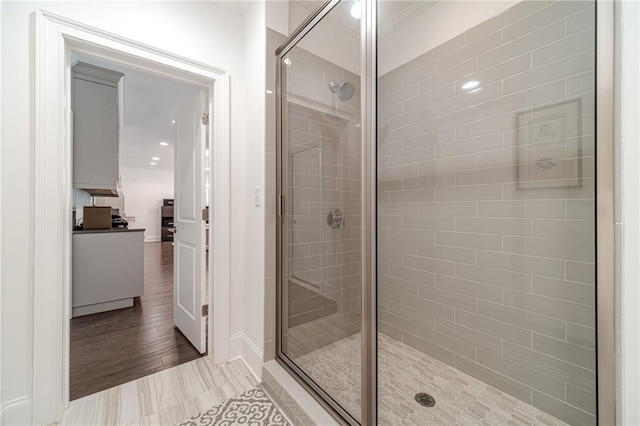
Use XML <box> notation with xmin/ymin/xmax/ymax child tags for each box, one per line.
<box><xmin>237</xmin><ymin>0</ymin><xmax>267</xmax><ymax>379</ymax></box>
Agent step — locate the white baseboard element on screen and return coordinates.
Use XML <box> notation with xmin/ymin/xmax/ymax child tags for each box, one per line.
<box><xmin>230</xmin><ymin>332</ymin><xmax>263</xmax><ymax>381</ymax></box>
<box><xmin>144</xmin><ymin>236</ymin><xmax>161</xmax><ymax>243</ymax></box>
<box><xmin>0</xmin><ymin>397</ymin><xmax>30</xmax><ymax>425</ymax></box>
<box><xmin>72</xmin><ymin>298</ymin><xmax>133</xmax><ymax>317</ymax></box>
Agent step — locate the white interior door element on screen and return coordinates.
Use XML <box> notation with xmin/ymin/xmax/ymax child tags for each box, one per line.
<box><xmin>173</xmin><ymin>90</ymin><xmax>207</xmax><ymax>354</ymax></box>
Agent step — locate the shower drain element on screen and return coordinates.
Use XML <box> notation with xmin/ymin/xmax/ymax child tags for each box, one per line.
<box><xmin>415</xmin><ymin>392</ymin><xmax>436</xmax><ymax>408</ymax></box>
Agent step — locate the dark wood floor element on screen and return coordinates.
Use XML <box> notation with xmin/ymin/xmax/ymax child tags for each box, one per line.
<box><xmin>70</xmin><ymin>241</ymin><xmax>204</xmax><ymax>400</ymax></box>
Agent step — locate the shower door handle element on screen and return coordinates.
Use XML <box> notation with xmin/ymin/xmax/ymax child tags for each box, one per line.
<box><xmin>277</xmin><ymin>194</ymin><xmax>285</xmax><ymax>216</ymax></box>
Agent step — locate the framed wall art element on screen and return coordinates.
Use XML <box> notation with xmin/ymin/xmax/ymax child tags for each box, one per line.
<box><xmin>516</xmin><ymin>99</ymin><xmax>583</xmax><ymax>189</ymax></box>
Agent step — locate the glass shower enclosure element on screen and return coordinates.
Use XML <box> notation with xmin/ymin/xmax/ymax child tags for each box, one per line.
<box><xmin>276</xmin><ymin>0</ymin><xmax>613</xmax><ymax>424</ymax></box>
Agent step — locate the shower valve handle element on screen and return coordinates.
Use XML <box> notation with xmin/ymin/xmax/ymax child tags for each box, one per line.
<box><xmin>327</xmin><ymin>208</ymin><xmax>344</xmax><ymax>229</ymax></box>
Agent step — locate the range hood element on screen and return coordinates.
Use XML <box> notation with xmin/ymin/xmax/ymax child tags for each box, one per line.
<box><xmin>74</xmin><ymin>178</ymin><xmax>119</xmax><ymax>197</ymax></box>
<box><xmin>83</xmin><ymin>188</ymin><xmax>119</xmax><ymax>197</ymax></box>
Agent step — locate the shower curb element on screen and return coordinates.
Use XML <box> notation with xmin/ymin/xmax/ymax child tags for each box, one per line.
<box><xmin>261</xmin><ymin>361</ymin><xmax>341</xmax><ymax>426</ymax></box>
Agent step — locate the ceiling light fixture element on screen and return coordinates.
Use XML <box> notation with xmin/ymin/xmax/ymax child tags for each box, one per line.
<box><xmin>351</xmin><ymin>1</ymin><xmax>361</xmax><ymax>19</ymax></box>
<box><xmin>171</xmin><ymin>120</ymin><xmax>176</xmax><ymax>124</ymax></box>
<box><xmin>151</xmin><ymin>156</ymin><xmax>160</xmax><ymax>161</ymax></box>
<box><xmin>461</xmin><ymin>80</ymin><xmax>480</xmax><ymax>90</ymax></box>
<box><xmin>150</xmin><ymin>162</ymin><xmax>157</xmax><ymax>166</ymax></box>
<box><xmin>283</xmin><ymin>58</ymin><xmax>291</xmax><ymax>66</ymax></box>
<box><xmin>159</xmin><ymin>141</ymin><xmax>169</xmax><ymax>146</ymax></box>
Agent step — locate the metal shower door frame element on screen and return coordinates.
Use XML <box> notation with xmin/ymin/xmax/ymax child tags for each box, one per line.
<box><xmin>595</xmin><ymin>1</ymin><xmax>616</xmax><ymax>424</ymax></box>
<box><xmin>360</xmin><ymin>0</ymin><xmax>377</xmax><ymax>424</ymax></box>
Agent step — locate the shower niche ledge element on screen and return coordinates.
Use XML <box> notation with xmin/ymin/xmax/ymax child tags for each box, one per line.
<box><xmin>285</xmin><ymin>93</ymin><xmax>357</xmax><ymax>122</ymax></box>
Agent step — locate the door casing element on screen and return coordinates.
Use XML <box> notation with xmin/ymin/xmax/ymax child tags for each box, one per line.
<box><xmin>33</xmin><ymin>9</ymin><xmax>233</xmax><ymax>425</ymax></box>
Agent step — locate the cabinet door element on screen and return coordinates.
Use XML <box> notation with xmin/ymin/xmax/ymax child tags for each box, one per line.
<box><xmin>73</xmin><ymin>78</ymin><xmax>119</xmax><ymax>189</ymax></box>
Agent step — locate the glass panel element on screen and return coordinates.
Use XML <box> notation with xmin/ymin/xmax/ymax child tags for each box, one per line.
<box><xmin>279</xmin><ymin>1</ymin><xmax>362</xmax><ymax>421</ymax></box>
<box><xmin>377</xmin><ymin>1</ymin><xmax>597</xmax><ymax>425</ymax></box>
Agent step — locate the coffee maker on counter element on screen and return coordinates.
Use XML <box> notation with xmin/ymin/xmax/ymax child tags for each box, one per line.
<box><xmin>111</xmin><ymin>208</ymin><xmax>128</xmax><ymax>228</ymax></box>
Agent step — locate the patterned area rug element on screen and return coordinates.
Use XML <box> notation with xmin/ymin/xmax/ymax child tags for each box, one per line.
<box><xmin>175</xmin><ymin>387</ymin><xmax>291</xmax><ymax>426</ymax></box>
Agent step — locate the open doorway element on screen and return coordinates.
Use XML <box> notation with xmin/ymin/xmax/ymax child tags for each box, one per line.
<box><xmin>32</xmin><ymin>11</ymin><xmax>233</xmax><ymax>422</ymax></box>
<box><xmin>68</xmin><ymin>55</ymin><xmax>211</xmax><ymax>400</ymax></box>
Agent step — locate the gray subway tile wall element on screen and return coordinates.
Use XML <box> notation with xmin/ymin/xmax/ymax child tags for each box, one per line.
<box><xmin>282</xmin><ymin>42</ymin><xmax>362</xmax><ymax>360</ymax></box>
<box><xmin>377</xmin><ymin>1</ymin><xmax>596</xmax><ymax>424</ymax></box>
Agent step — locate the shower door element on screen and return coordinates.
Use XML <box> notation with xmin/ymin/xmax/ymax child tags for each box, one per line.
<box><xmin>276</xmin><ymin>1</ymin><xmax>363</xmax><ymax>423</ymax></box>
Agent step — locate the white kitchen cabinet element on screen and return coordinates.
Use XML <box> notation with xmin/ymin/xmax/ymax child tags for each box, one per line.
<box><xmin>72</xmin><ymin>229</ymin><xmax>144</xmax><ymax>317</ymax></box>
<box><xmin>72</xmin><ymin>63</ymin><xmax>123</xmax><ymax>196</ymax></box>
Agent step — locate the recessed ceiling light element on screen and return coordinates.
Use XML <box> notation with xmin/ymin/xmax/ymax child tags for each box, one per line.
<box><xmin>205</xmin><ymin>167</ymin><xmax>210</xmax><ymax>171</ymax></box>
<box><xmin>461</xmin><ymin>80</ymin><xmax>480</xmax><ymax>90</ymax></box>
<box><xmin>159</xmin><ymin>141</ymin><xmax>169</xmax><ymax>146</ymax></box>
<box><xmin>171</xmin><ymin>120</ymin><xmax>175</xmax><ymax>124</ymax></box>
<box><xmin>351</xmin><ymin>1</ymin><xmax>361</xmax><ymax>19</ymax></box>
<box><xmin>149</xmin><ymin>162</ymin><xmax>157</xmax><ymax>166</ymax></box>
<box><xmin>151</xmin><ymin>156</ymin><xmax>160</xmax><ymax>161</ymax></box>
<box><xmin>205</xmin><ymin>149</ymin><xmax>209</xmax><ymax>157</ymax></box>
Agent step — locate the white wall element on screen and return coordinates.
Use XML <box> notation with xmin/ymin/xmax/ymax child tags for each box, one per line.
<box><xmin>120</xmin><ymin>167</ymin><xmax>174</xmax><ymax>242</ymax></box>
<box><xmin>267</xmin><ymin>0</ymin><xmax>289</xmax><ymax>35</ymax></box>
<box><xmin>0</xmin><ymin>2</ymin><xmax>31</xmax><ymax>418</ymax></box>
<box><xmin>0</xmin><ymin>2</ymin><xmax>252</xmax><ymax>423</ymax></box>
<box><xmin>234</xmin><ymin>0</ymin><xmax>266</xmax><ymax>379</ymax></box>
<box><xmin>616</xmin><ymin>2</ymin><xmax>640</xmax><ymax>424</ymax></box>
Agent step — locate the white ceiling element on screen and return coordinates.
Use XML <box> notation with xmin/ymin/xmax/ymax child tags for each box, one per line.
<box><xmin>292</xmin><ymin>0</ymin><xmax>437</xmax><ymax>39</ymax></box>
<box><xmin>216</xmin><ymin>0</ymin><xmax>253</xmax><ymax>15</ymax></box>
<box><xmin>75</xmin><ymin>54</ymin><xmax>202</xmax><ymax>171</ymax></box>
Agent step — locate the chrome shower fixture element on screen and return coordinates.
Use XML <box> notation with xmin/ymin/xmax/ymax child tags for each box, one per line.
<box><xmin>329</xmin><ymin>81</ymin><xmax>356</xmax><ymax>101</ymax></box>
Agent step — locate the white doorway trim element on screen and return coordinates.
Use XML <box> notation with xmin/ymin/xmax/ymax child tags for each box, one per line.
<box><xmin>33</xmin><ymin>9</ymin><xmax>232</xmax><ymax>425</ymax></box>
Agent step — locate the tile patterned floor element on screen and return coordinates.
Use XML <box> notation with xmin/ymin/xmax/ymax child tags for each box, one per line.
<box><xmin>295</xmin><ymin>333</ymin><xmax>569</xmax><ymax>426</ymax></box>
<box><xmin>59</xmin><ymin>357</ymin><xmax>258</xmax><ymax>426</ymax></box>
<box><xmin>176</xmin><ymin>387</ymin><xmax>291</xmax><ymax>426</ymax></box>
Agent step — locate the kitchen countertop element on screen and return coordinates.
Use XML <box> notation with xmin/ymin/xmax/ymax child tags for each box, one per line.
<box><xmin>73</xmin><ymin>228</ymin><xmax>145</xmax><ymax>235</ymax></box>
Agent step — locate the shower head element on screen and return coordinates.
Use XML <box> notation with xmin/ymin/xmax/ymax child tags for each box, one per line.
<box><xmin>329</xmin><ymin>81</ymin><xmax>356</xmax><ymax>101</ymax></box>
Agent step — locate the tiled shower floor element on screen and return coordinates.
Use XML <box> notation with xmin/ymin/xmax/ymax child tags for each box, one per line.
<box><xmin>294</xmin><ymin>333</ymin><xmax>568</xmax><ymax>425</ymax></box>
